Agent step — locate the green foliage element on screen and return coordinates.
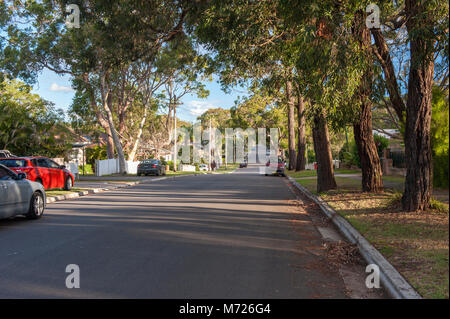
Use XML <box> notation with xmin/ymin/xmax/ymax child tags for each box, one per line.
<box><xmin>307</xmin><ymin>148</ymin><xmax>316</xmax><ymax>164</ymax></box>
<box><xmin>197</xmin><ymin>108</ymin><xmax>231</xmax><ymax>130</ymax></box>
<box><xmin>86</xmin><ymin>145</ymin><xmax>108</xmax><ymax>167</ymax></box>
<box><xmin>339</xmin><ymin>141</ymin><xmax>360</xmax><ymax>168</ymax></box>
<box><xmin>373</xmin><ymin>134</ymin><xmax>390</xmax><ymax>159</ymax></box>
<box><xmin>78</xmin><ymin>164</ymin><xmax>93</xmax><ymax>175</ymax></box>
<box><xmin>431</xmin><ymin>86</ymin><xmax>449</xmax><ymax>188</ymax></box>
<box><xmin>0</xmin><ymin>78</ymin><xmax>72</xmax><ymax>157</ymax></box>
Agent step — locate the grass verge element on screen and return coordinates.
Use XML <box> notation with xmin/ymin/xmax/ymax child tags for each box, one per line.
<box><xmin>287</xmin><ymin>169</ymin><xmax>361</xmax><ymax>179</ymax></box>
<box><xmin>290</xmin><ymin>174</ymin><xmax>449</xmax><ymax>299</ymax></box>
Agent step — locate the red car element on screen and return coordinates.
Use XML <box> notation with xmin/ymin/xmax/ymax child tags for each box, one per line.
<box><xmin>0</xmin><ymin>157</ymin><xmax>74</xmax><ymax>190</ymax></box>
<box><xmin>265</xmin><ymin>157</ymin><xmax>286</xmax><ymax>176</ymax></box>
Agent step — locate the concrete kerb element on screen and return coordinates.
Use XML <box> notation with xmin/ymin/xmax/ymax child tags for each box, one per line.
<box><xmin>286</xmin><ymin>175</ymin><xmax>422</xmax><ymax>299</ymax></box>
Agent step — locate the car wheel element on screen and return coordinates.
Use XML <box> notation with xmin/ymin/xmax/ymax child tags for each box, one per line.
<box><xmin>27</xmin><ymin>192</ymin><xmax>45</xmax><ymax>219</ymax></box>
<box><xmin>137</xmin><ymin>173</ymin><xmax>141</xmax><ymax>176</ymax></box>
<box><xmin>64</xmin><ymin>177</ymin><xmax>73</xmax><ymax>191</ymax></box>
<box><xmin>156</xmin><ymin>171</ymin><xmax>160</xmax><ymax>176</ymax></box>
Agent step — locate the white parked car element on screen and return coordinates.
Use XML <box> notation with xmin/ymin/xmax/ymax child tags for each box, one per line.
<box><xmin>0</xmin><ymin>164</ymin><xmax>46</xmax><ymax>220</ymax></box>
<box><xmin>199</xmin><ymin>164</ymin><xmax>208</xmax><ymax>171</ymax></box>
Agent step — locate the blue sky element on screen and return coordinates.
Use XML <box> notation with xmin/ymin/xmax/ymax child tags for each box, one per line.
<box><xmin>31</xmin><ymin>69</ymin><xmax>247</xmax><ymax>123</ymax></box>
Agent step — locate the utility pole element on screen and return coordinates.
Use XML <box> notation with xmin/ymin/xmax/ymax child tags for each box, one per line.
<box><xmin>174</xmin><ymin>105</ymin><xmax>177</xmax><ymax>172</ymax></box>
<box><xmin>209</xmin><ymin>118</ymin><xmax>212</xmax><ymax>171</ymax></box>
<box><xmin>225</xmin><ymin>129</ymin><xmax>227</xmax><ymax>169</ymax></box>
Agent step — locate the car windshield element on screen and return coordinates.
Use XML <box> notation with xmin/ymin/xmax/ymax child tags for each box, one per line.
<box><xmin>0</xmin><ymin>159</ymin><xmax>27</xmax><ymax>167</ymax></box>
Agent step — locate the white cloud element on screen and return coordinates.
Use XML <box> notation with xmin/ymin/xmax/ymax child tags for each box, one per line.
<box><xmin>50</xmin><ymin>83</ymin><xmax>74</xmax><ymax>92</ymax></box>
<box><xmin>187</xmin><ymin>100</ymin><xmax>218</xmax><ymax>116</ymax></box>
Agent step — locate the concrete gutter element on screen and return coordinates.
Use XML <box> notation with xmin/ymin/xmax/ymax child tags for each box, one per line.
<box><xmin>286</xmin><ymin>175</ymin><xmax>422</xmax><ymax>299</ymax></box>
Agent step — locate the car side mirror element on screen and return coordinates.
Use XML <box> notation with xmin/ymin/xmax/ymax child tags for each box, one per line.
<box><xmin>17</xmin><ymin>173</ymin><xmax>27</xmax><ymax>180</ymax></box>
<box><xmin>60</xmin><ymin>165</ymin><xmax>66</xmax><ymax>169</ymax></box>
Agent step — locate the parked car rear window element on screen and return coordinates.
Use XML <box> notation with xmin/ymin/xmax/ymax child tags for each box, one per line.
<box><xmin>141</xmin><ymin>160</ymin><xmax>159</xmax><ymax>164</ymax></box>
<box><xmin>0</xmin><ymin>159</ymin><xmax>27</xmax><ymax>167</ymax></box>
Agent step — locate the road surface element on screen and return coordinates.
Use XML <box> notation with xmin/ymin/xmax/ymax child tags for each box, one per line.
<box><xmin>0</xmin><ymin>166</ymin><xmax>355</xmax><ymax>298</ymax></box>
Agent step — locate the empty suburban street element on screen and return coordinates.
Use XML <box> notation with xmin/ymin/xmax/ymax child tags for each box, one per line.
<box><xmin>0</xmin><ymin>166</ymin><xmax>357</xmax><ymax>298</ymax></box>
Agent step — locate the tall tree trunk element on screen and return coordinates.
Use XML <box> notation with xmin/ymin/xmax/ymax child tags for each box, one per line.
<box><xmin>103</xmin><ymin>93</ymin><xmax>127</xmax><ymax>174</ymax></box>
<box><xmin>105</xmin><ymin>126</ymin><xmax>115</xmax><ymax>159</ymax></box>
<box><xmin>312</xmin><ymin>110</ymin><xmax>337</xmax><ymax>192</ymax></box>
<box><xmin>296</xmin><ymin>94</ymin><xmax>306</xmax><ymax>171</ymax></box>
<box><xmin>286</xmin><ymin>80</ymin><xmax>296</xmax><ymax>170</ymax></box>
<box><xmin>371</xmin><ymin>29</ymin><xmax>406</xmax><ymax>121</ymax></box>
<box><xmin>87</xmin><ymin>77</ymin><xmax>115</xmax><ymax>159</ymax></box>
<box><xmin>128</xmin><ymin>107</ymin><xmax>148</xmax><ymax>162</ymax></box>
<box><xmin>352</xmin><ymin>10</ymin><xmax>383</xmax><ymax>192</ymax></box>
<box><xmin>353</xmin><ymin>115</ymin><xmax>383</xmax><ymax>192</ymax></box>
<box><xmin>402</xmin><ymin>0</ymin><xmax>434</xmax><ymax>211</ymax></box>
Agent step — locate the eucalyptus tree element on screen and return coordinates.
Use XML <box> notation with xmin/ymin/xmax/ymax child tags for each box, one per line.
<box><xmin>197</xmin><ymin>108</ymin><xmax>231</xmax><ymax>130</ymax></box>
<box><xmin>0</xmin><ymin>78</ymin><xmax>72</xmax><ymax>157</ymax></box>
<box><xmin>4</xmin><ymin>0</ymin><xmax>197</xmax><ymax>174</ymax></box>
<box><xmin>191</xmin><ymin>0</ymin><xmax>307</xmax><ymax>171</ymax></box>
<box><xmin>369</xmin><ymin>0</ymin><xmax>449</xmax><ymax>210</ymax></box>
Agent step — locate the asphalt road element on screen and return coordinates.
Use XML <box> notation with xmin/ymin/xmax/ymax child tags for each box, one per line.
<box><xmin>0</xmin><ymin>166</ymin><xmax>349</xmax><ymax>298</ymax></box>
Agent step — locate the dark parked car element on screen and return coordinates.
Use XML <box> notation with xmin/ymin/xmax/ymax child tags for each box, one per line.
<box><xmin>239</xmin><ymin>162</ymin><xmax>248</xmax><ymax>168</ymax></box>
<box><xmin>137</xmin><ymin>159</ymin><xmax>166</xmax><ymax>176</ymax></box>
<box><xmin>0</xmin><ymin>164</ymin><xmax>46</xmax><ymax>220</ymax></box>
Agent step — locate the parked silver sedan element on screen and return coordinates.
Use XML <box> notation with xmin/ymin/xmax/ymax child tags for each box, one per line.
<box><xmin>0</xmin><ymin>164</ymin><xmax>46</xmax><ymax>219</ymax></box>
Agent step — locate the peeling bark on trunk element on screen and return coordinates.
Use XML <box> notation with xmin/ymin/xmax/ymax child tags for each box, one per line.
<box><xmin>353</xmin><ymin>116</ymin><xmax>383</xmax><ymax>192</ymax></box>
<box><xmin>402</xmin><ymin>0</ymin><xmax>434</xmax><ymax>211</ymax></box>
<box><xmin>105</xmin><ymin>126</ymin><xmax>115</xmax><ymax>159</ymax></box>
<box><xmin>296</xmin><ymin>94</ymin><xmax>306</xmax><ymax>171</ymax></box>
<box><xmin>286</xmin><ymin>80</ymin><xmax>296</xmax><ymax>170</ymax></box>
<box><xmin>312</xmin><ymin>110</ymin><xmax>337</xmax><ymax>192</ymax></box>
<box><xmin>128</xmin><ymin>107</ymin><xmax>148</xmax><ymax>162</ymax></box>
<box><xmin>352</xmin><ymin>10</ymin><xmax>383</xmax><ymax>193</ymax></box>
<box><xmin>103</xmin><ymin>93</ymin><xmax>127</xmax><ymax>174</ymax></box>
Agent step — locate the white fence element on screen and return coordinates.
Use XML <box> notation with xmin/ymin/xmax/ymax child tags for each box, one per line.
<box><xmin>95</xmin><ymin>158</ymin><xmax>140</xmax><ymax>176</ymax></box>
<box><xmin>180</xmin><ymin>164</ymin><xmax>196</xmax><ymax>172</ymax></box>
<box><xmin>304</xmin><ymin>160</ymin><xmax>340</xmax><ymax>171</ymax></box>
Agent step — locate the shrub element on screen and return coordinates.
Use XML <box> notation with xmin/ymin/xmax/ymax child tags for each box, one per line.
<box><xmin>78</xmin><ymin>164</ymin><xmax>93</xmax><ymax>175</ymax></box>
<box><xmin>374</xmin><ymin>134</ymin><xmax>389</xmax><ymax>159</ymax></box>
<box><xmin>338</xmin><ymin>141</ymin><xmax>360</xmax><ymax>167</ymax></box>
<box><xmin>433</xmin><ymin>151</ymin><xmax>449</xmax><ymax>188</ymax></box>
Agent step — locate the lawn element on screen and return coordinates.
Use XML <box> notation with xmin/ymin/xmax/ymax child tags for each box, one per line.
<box><xmin>291</xmin><ymin>174</ymin><xmax>449</xmax><ymax>299</ymax></box>
<box><xmin>287</xmin><ymin>168</ymin><xmax>361</xmax><ymax>179</ymax></box>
